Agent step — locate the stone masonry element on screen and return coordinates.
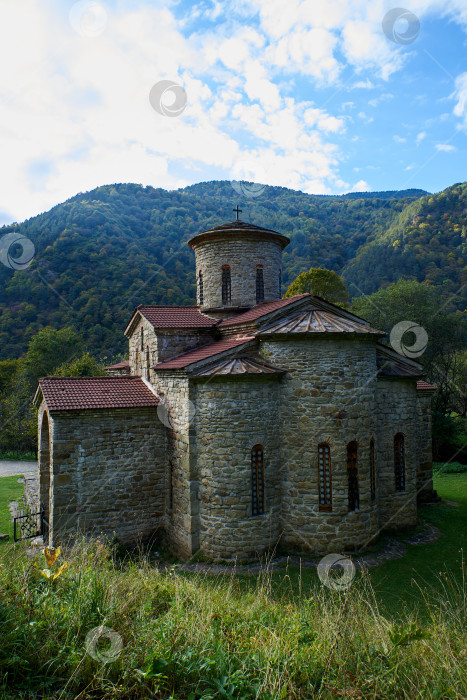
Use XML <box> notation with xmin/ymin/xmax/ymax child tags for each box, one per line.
<box><xmin>34</xmin><ymin>218</ymin><xmax>437</xmax><ymax>560</ymax></box>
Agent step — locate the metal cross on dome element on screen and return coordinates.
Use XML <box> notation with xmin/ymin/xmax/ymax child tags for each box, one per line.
<box><xmin>233</xmin><ymin>205</ymin><xmax>242</xmax><ymax>220</ymax></box>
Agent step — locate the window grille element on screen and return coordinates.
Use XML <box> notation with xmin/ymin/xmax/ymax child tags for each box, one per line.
<box><xmin>394</xmin><ymin>433</ymin><xmax>405</xmax><ymax>492</ymax></box>
<box><xmin>318</xmin><ymin>443</ymin><xmax>332</xmax><ymax>511</ymax></box>
<box><xmin>370</xmin><ymin>439</ymin><xmax>376</xmax><ymax>502</ymax></box>
<box><xmin>198</xmin><ymin>270</ymin><xmax>204</xmax><ymax>305</ymax></box>
<box><xmin>169</xmin><ymin>461</ymin><xmax>174</xmax><ymax>511</ymax></box>
<box><xmin>256</xmin><ymin>266</ymin><xmax>264</xmax><ymax>303</ymax></box>
<box><xmin>221</xmin><ymin>266</ymin><xmax>231</xmax><ymax>305</ymax></box>
<box><xmin>347</xmin><ymin>441</ymin><xmax>360</xmax><ymax>511</ymax></box>
<box><xmin>251</xmin><ymin>444</ymin><xmax>264</xmax><ymax>516</ymax></box>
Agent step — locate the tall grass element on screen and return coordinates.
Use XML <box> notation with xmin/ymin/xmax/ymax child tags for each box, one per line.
<box><xmin>0</xmin><ymin>538</ymin><xmax>466</xmax><ymax>699</ymax></box>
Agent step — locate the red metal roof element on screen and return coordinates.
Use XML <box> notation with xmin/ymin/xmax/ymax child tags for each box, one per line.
<box><xmin>154</xmin><ymin>337</ymin><xmax>255</xmax><ymax>370</ymax></box>
<box><xmin>35</xmin><ymin>376</ymin><xmax>160</xmax><ymax>412</ymax></box>
<box><xmin>219</xmin><ymin>295</ymin><xmax>310</xmax><ymax>327</ymax></box>
<box><xmin>416</xmin><ymin>380</ymin><xmax>437</xmax><ymax>391</ymax></box>
<box><xmin>125</xmin><ymin>305</ymin><xmax>218</xmax><ymax>335</ymax></box>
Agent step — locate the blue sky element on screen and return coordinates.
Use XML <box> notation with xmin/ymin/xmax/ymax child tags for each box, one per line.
<box><xmin>0</xmin><ymin>0</ymin><xmax>466</xmax><ymax>224</ymax></box>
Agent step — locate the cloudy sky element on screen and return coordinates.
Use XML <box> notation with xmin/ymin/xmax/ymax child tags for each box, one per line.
<box><xmin>0</xmin><ymin>0</ymin><xmax>466</xmax><ymax>224</ymax></box>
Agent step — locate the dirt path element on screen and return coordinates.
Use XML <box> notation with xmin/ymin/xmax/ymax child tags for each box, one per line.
<box><xmin>0</xmin><ymin>460</ymin><xmax>36</xmax><ymax>478</ymax></box>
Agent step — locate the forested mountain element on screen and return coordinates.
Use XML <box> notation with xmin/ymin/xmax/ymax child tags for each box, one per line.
<box><xmin>0</xmin><ymin>179</ymin><xmax>464</xmax><ymax>360</ymax></box>
<box><xmin>343</xmin><ymin>182</ymin><xmax>467</xmax><ymax>307</ymax></box>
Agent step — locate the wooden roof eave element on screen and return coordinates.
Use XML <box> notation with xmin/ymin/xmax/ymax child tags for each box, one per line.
<box><xmin>256</xmin><ymin>329</ymin><xmax>383</xmax><ymax>340</ymax></box>
<box><xmin>310</xmin><ymin>296</ymin><xmax>378</xmax><ymax>327</ymax></box>
<box><xmin>33</xmin><ymin>384</ymin><xmax>44</xmax><ymax>409</ymax></box>
<box><xmin>376</xmin><ymin>341</ymin><xmax>424</xmax><ymax>372</ymax></box>
<box><xmin>123</xmin><ymin>308</ymin><xmax>144</xmax><ymax>338</ymax></box>
<box><xmin>376</xmin><ymin>374</ymin><xmax>422</xmax><ymax>383</ymax></box>
<box><xmin>191</xmin><ymin>355</ymin><xmax>286</xmax><ymax>379</ymax></box>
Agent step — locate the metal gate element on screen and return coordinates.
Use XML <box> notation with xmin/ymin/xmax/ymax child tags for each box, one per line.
<box><xmin>13</xmin><ymin>508</ymin><xmax>47</xmax><ymax>542</ymax></box>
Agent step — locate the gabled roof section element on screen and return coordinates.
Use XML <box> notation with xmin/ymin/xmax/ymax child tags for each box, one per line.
<box><xmin>124</xmin><ymin>305</ymin><xmax>218</xmax><ymax>337</ymax></box>
<box><xmin>34</xmin><ymin>376</ymin><xmax>160</xmax><ymax>412</ymax></box>
<box><xmin>188</xmin><ymin>219</ymin><xmax>290</xmax><ymax>250</ymax></box>
<box><xmin>154</xmin><ymin>337</ymin><xmax>255</xmax><ymax>370</ymax></box>
<box><xmin>105</xmin><ymin>360</ymin><xmax>130</xmax><ymax>370</ymax></box>
<box><xmin>376</xmin><ymin>344</ymin><xmax>424</xmax><ymax>378</ymax></box>
<box><xmin>258</xmin><ymin>308</ymin><xmax>384</xmax><ymax>336</ymax></box>
<box><xmin>417</xmin><ymin>380</ymin><xmax>437</xmax><ymax>392</ymax></box>
<box><xmin>191</xmin><ymin>356</ymin><xmax>285</xmax><ymax>377</ymax></box>
<box><xmin>219</xmin><ymin>294</ymin><xmax>310</xmax><ymax>328</ymax></box>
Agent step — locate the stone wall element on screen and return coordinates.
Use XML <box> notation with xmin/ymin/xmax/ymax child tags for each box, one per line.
<box><xmin>375</xmin><ymin>378</ymin><xmax>418</xmax><ymax>530</ymax></box>
<box><xmin>192</xmin><ymin>237</ymin><xmax>283</xmax><ymax>310</ymax></box>
<box><xmin>153</xmin><ymin>371</ymin><xmax>197</xmax><ymax>558</ymax></box>
<box><xmin>155</xmin><ymin>329</ymin><xmax>214</xmax><ymax>366</ymax></box>
<box><xmin>416</xmin><ymin>390</ymin><xmax>436</xmax><ymax>501</ymax></box>
<box><xmin>129</xmin><ymin>316</ymin><xmax>158</xmax><ymax>378</ymax></box>
<box><xmin>193</xmin><ymin>375</ymin><xmax>282</xmax><ymax>560</ymax></box>
<box><xmin>129</xmin><ymin>317</ymin><xmax>213</xmax><ymax>378</ymax></box>
<box><xmin>40</xmin><ymin>403</ymin><xmax>166</xmax><ymax>545</ymax></box>
<box><xmin>261</xmin><ymin>335</ymin><xmax>380</xmax><ymax>553</ymax></box>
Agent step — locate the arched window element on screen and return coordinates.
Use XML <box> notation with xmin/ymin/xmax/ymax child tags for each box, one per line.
<box><xmin>140</xmin><ymin>326</ymin><xmax>144</xmax><ymax>351</ymax></box>
<box><xmin>279</xmin><ymin>269</ymin><xmax>282</xmax><ymax>296</ymax></box>
<box><xmin>256</xmin><ymin>265</ymin><xmax>264</xmax><ymax>303</ymax></box>
<box><xmin>146</xmin><ymin>346</ymin><xmax>150</xmax><ymax>373</ymax></box>
<box><xmin>251</xmin><ymin>444</ymin><xmax>264</xmax><ymax>516</ymax></box>
<box><xmin>394</xmin><ymin>433</ymin><xmax>405</xmax><ymax>492</ymax></box>
<box><xmin>318</xmin><ymin>443</ymin><xmax>332</xmax><ymax>511</ymax></box>
<box><xmin>221</xmin><ymin>266</ymin><xmax>231</xmax><ymax>305</ymax></box>
<box><xmin>369</xmin><ymin>438</ymin><xmax>376</xmax><ymax>502</ymax></box>
<box><xmin>347</xmin><ymin>441</ymin><xmax>360</xmax><ymax>511</ymax></box>
<box><xmin>198</xmin><ymin>270</ymin><xmax>204</xmax><ymax>305</ymax></box>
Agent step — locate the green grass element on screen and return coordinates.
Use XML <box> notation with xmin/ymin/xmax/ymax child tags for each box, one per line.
<box><xmin>433</xmin><ymin>460</ymin><xmax>467</xmax><ymax>474</ymax></box>
<box><xmin>0</xmin><ymin>450</ymin><xmax>36</xmax><ymax>462</ymax></box>
<box><xmin>266</xmin><ymin>473</ymin><xmax>467</xmax><ymax>617</ymax></box>
<box><xmin>368</xmin><ymin>473</ymin><xmax>467</xmax><ymax>614</ymax></box>
<box><xmin>0</xmin><ymin>474</ymin><xmax>466</xmax><ymax>698</ymax></box>
<box><xmin>0</xmin><ymin>475</ymin><xmax>25</xmax><ymax>543</ymax></box>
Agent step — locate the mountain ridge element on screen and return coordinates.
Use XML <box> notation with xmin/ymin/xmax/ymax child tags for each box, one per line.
<box><xmin>0</xmin><ymin>180</ymin><xmax>462</xmax><ymax>360</ymax></box>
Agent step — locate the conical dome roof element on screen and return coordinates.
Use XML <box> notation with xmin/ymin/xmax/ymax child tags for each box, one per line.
<box><xmin>188</xmin><ymin>219</ymin><xmax>290</xmax><ymax>249</ymax></box>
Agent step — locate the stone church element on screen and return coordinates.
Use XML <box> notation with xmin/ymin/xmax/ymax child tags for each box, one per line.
<box><xmin>34</xmin><ymin>215</ymin><xmax>437</xmax><ymax>560</ymax></box>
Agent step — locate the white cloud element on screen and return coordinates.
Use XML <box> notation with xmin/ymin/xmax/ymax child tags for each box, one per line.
<box><xmin>368</xmin><ymin>93</ymin><xmax>393</xmax><ymax>107</ymax></box>
<box><xmin>1</xmin><ymin>0</ymin><xmax>467</xmax><ymax>222</ymax></box>
<box><xmin>416</xmin><ymin>131</ymin><xmax>426</xmax><ymax>145</ymax></box>
<box><xmin>453</xmin><ymin>71</ymin><xmax>467</xmax><ymax>129</ymax></box>
<box><xmin>267</xmin><ymin>27</ymin><xmax>341</xmax><ymax>83</ymax></box>
<box><xmin>353</xmin><ymin>79</ymin><xmax>375</xmax><ymax>89</ymax></box>
<box><xmin>435</xmin><ymin>143</ymin><xmax>457</xmax><ymax>152</ymax></box>
<box><xmin>350</xmin><ymin>179</ymin><xmax>370</xmax><ymax>192</ymax></box>
<box><xmin>393</xmin><ymin>135</ymin><xmax>407</xmax><ymax>143</ymax></box>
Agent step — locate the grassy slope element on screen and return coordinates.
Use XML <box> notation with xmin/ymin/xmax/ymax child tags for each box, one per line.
<box><xmin>0</xmin><ymin>473</ymin><xmax>466</xmax><ymax>603</ymax></box>
<box><xmin>369</xmin><ymin>474</ymin><xmax>467</xmax><ymax>614</ymax></box>
<box><xmin>268</xmin><ymin>473</ymin><xmax>467</xmax><ymax>618</ymax></box>
<box><xmin>0</xmin><ymin>475</ymin><xmax>24</xmax><ymax>542</ymax></box>
<box><xmin>0</xmin><ymin>473</ymin><xmax>466</xmax><ymax>698</ymax></box>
